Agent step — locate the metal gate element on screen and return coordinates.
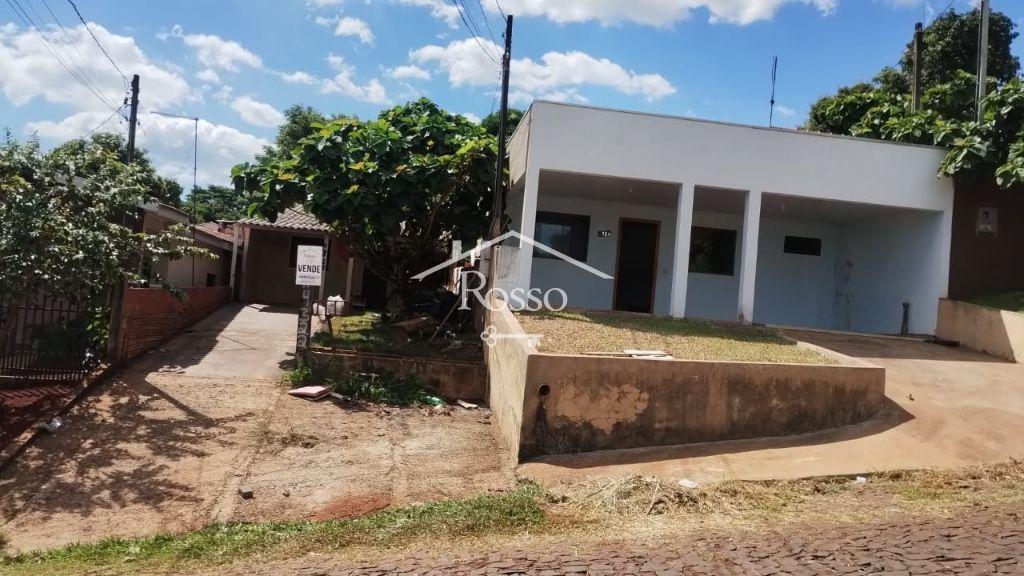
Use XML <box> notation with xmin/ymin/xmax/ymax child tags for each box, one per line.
<box><xmin>0</xmin><ymin>293</ymin><xmax>103</xmax><ymax>389</ymax></box>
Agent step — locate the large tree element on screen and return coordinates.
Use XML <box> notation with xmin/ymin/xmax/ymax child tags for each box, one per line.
<box><xmin>187</xmin><ymin>184</ymin><xmax>250</xmax><ymax>222</ymax></box>
<box><xmin>233</xmin><ymin>98</ymin><xmax>496</xmax><ymax>319</ymax></box>
<box><xmin>805</xmin><ymin>7</ymin><xmax>1019</xmax><ymax>134</ymax></box>
<box><xmin>481</xmin><ymin>108</ymin><xmax>524</xmax><ymax>140</ymax></box>
<box><xmin>1</xmin><ymin>133</ymin><xmax>208</xmax><ymax>346</ymax></box>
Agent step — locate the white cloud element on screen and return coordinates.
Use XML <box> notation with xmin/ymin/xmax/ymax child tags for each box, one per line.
<box><xmin>26</xmin><ymin>108</ymin><xmax>267</xmax><ymax>188</ymax></box>
<box><xmin>315</xmin><ymin>15</ymin><xmax>339</xmax><ymax>27</ymax></box>
<box><xmin>775</xmin><ymin>105</ymin><xmax>796</xmax><ymax>117</ymax></box>
<box><xmin>387</xmin><ymin>64</ymin><xmax>431</xmax><ymax>81</ymax></box>
<box><xmin>334</xmin><ymin>17</ymin><xmax>374</xmax><ymax>43</ymax></box>
<box><xmin>174</xmin><ymin>27</ymin><xmax>263</xmax><ymax>72</ymax></box>
<box><xmin>213</xmin><ymin>84</ymin><xmax>234</xmax><ymax>104</ymax></box>
<box><xmin>196</xmin><ymin>68</ymin><xmax>221</xmax><ymax>83</ymax></box>
<box><xmin>487</xmin><ymin>0</ymin><xmax>837</xmax><ymax>26</ymax></box>
<box><xmin>280</xmin><ymin>70</ymin><xmax>318</xmax><ymax>84</ymax></box>
<box><xmin>395</xmin><ymin>0</ymin><xmax>461</xmax><ymax>28</ymax></box>
<box><xmin>0</xmin><ymin>22</ymin><xmax>190</xmax><ymax>112</ymax></box>
<box><xmin>461</xmin><ymin>112</ymin><xmax>481</xmax><ymax>123</ymax></box>
<box><xmin>231</xmin><ymin>95</ymin><xmax>285</xmax><ymax>127</ymax></box>
<box><xmin>321</xmin><ymin>54</ymin><xmax>389</xmax><ymax>103</ymax></box>
<box><xmin>308</xmin><ymin>0</ymin><xmax>345</xmax><ymax>6</ymax></box>
<box><xmin>411</xmin><ymin>39</ymin><xmax>676</xmax><ymax>102</ymax></box>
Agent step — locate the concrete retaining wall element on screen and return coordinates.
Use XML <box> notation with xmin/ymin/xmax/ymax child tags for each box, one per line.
<box><xmin>936</xmin><ymin>299</ymin><xmax>1024</xmax><ymax>363</ymax></box>
<box><xmin>118</xmin><ymin>286</ymin><xmax>230</xmax><ymax>361</ymax></box>
<box><xmin>308</xmin><ymin>349</ymin><xmax>487</xmax><ymax>402</ymax></box>
<box><xmin>485</xmin><ymin>306</ymin><xmax>886</xmax><ymax>460</ymax></box>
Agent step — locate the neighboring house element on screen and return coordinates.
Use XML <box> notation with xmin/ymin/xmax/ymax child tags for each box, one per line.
<box><xmin>502</xmin><ymin>101</ymin><xmax>955</xmax><ymax>335</ymax></box>
<box><xmin>137</xmin><ymin>201</ymin><xmax>236</xmax><ymax>288</ymax></box>
<box><xmin>947</xmin><ymin>179</ymin><xmax>1024</xmax><ymax>301</ymax></box>
<box><xmin>234</xmin><ymin>208</ymin><xmax>364</xmax><ymax>306</ymax></box>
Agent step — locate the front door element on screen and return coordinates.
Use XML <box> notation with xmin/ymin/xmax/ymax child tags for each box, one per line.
<box><xmin>614</xmin><ymin>219</ymin><xmax>660</xmax><ymax>313</ymax></box>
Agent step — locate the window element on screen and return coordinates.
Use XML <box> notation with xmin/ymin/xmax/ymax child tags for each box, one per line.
<box><xmin>534</xmin><ymin>211</ymin><xmax>590</xmax><ymax>261</ymax></box>
<box><xmin>783</xmin><ymin>235</ymin><xmax>822</xmax><ymax>256</ymax></box>
<box><xmin>688</xmin><ymin>227</ymin><xmax>737</xmax><ymax>276</ymax></box>
<box><xmin>288</xmin><ymin>236</ymin><xmax>325</xmax><ymax>268</ymax></box>
<box><xmin>206</xmin><ymin>273</ymin><xmax>217</xmax><ymax>287</ymax></box>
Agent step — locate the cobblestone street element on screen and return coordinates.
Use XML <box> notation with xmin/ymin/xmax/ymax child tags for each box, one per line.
<box><xmin>244</xmin><ymin>507</ymin><xmax>1024</xmax><ymax>576</ymax></box>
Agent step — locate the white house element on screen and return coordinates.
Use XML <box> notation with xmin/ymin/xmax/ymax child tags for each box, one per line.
<box><xmin>501</xmin><ymin>101</ymin><xmax>955</xmax><ymax>335</ymax></box>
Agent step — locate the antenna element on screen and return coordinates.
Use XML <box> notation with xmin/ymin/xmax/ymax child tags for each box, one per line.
<box><xmin>769</xmin><ymin>56</ymin><xmax>779</xmax><ymax>127</ymax></box>
<box><xmin>151</xmin><ymin>110</ymin><xmax>202</xmax><ymax>287</ymax></box>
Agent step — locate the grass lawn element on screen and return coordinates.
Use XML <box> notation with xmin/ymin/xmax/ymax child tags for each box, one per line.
<box><xmin>515</xmin><ymin>310</ymin><xmax>834</xmax><ymax>364</ymax></box>
<box><xmin>315</xmin><ymin>312</ymin><xmax>482</xmax><ymax>362</ymax></box>
<box><xmin>969</xmin><ymin>291</ymin><xmax>1024</xmax><ymax>313</ymax></box>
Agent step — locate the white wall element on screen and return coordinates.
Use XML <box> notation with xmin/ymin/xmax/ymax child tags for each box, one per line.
<box><xmin>525</xmin><ymin>101</ymin><xmax>953</xmax><ymax>212</ymax></box>
<box><xmin>839</xmin><ymin>211</ymin><xmax>948</xmax><ymax>334</ymax></box>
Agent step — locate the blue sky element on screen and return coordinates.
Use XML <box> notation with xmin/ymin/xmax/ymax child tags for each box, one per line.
<box><xmin>1</xmin><ymin>0</ymin><xmax>1020</xmax><ymax>188</ymax></box>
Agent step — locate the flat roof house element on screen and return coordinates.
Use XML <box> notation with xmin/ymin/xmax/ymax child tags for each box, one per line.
<box><xmin>502</xmin><ymin>101</ymin><xmax>955</xmax><ymax>335</ymax></box>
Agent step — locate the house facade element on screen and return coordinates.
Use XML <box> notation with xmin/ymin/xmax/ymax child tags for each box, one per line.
<box><xmin>234</xmin><ymin>208</ymin><xmax>364</xmax><ymax>306</ymax></box>
<box><xmin>501</xmin><ymin>101</ymin><xmax>955</xmax><ymax>335</ymax></box>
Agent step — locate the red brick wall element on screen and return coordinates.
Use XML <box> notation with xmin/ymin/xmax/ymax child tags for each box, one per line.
<box><xmin>118</xmin><ymin>287</ymin><xmax>230</xmax><ymax>361</ymax></box>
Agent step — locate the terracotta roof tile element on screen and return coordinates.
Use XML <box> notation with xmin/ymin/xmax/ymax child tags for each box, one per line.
<box><xmin>238</xmin><ymin>207</ymin><xmax>329</xmax><ymax>232</ymax></box>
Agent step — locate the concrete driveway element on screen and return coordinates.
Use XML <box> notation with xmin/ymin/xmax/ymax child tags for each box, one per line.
<box><xmin>519</xmin><ymin>331</ymin><xmax>1024</xmax><ymax>486</ymax></box>
<box><xmin>0</xmin><ymin>303</ymin><xmax>510</xmax><ymax>552</ymax></box>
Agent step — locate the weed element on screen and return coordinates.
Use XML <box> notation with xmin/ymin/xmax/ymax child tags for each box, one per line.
<box><xmin>0</xmin><ymin>484</ymin><xmax>544</xmax><ymax>574</ymax></box>
<box><xmin>285</xmin><ymin>365</ymin><xmax>312</xmax><ymax>387</ymax></box>
<box><xmin>329</xmin><ymin>371</ymin><xmax>433</xmax><ymax>406</ymax></box>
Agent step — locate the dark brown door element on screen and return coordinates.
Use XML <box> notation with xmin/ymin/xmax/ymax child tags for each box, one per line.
<box><xmin>614</xmin><ymin>219</ymin><xmax>659</xmax><ymax>313</ymax></box>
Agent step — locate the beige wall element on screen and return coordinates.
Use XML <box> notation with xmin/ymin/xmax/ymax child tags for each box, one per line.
<box><xmin>241</xmin><ymin>228</ymin><xmax>361</xmax><ymax>305</ymax></box>
<box><xmin>485</xmin><ymin>304</ymin><xmax>886</xmax><ymax>461</ymax></box>
<box><xmin>937</xmin><ymin>299</ymin><xmax>1024</xmax><ymax>363</ymax></box>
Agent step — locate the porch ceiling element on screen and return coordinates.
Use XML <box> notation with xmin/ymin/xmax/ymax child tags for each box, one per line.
<box><xmin>761</xmin><ymin>193</ymin><xmax>939</xmax><ymax>224</ymax></box>
<box><xmin>539</xmin><ymin>170</ymin><xmax>678</xmax><ymax>206</ymax></box>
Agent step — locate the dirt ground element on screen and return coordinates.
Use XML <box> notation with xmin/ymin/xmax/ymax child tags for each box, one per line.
<box><xmin>520</xmin><ymin>330</ymin><xmax>1024</xmax><ymax>485</ymax></box>
<box><xmin>0</xmin><ymin>304</ymin><xmax>512</xmax><ymax>553</ymax></box>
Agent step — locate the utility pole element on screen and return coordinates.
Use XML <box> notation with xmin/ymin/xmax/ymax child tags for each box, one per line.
<box><xmin>977</xmin><ymin>0</ymin><xmax>990</xmax><ymax>122</ymax></box>
<box><xmin>768</xmin><ymin>56</ymin><xmax>778</xmax><ymax>127</ymax></box>
<box><xmin>109</xmin><ymin>73</ymin><xmax>139</xmax><ymax>364</ymax></box>
<box><xmin>126</xmin><ymin>74</ymin><xmax>140</xmax><ymax>163</ymax></box>
<box><xmin>912</xmin><ymin>23</ymin><xmax>924</xmax><ymax>113</ymax></box>
<box><xmin>489</xmin><ymin>15</ymin><xmax>514</xmax><ymax>240</ymax></box>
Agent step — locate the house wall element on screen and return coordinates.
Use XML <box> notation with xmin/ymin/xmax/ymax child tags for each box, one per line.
<box><xmin>948</xmin><ymin>180</ymin><xmax>1024</xmax><ymax>300</ymax></box>
<box><xmin>241</xmin><ymin>228</ymin><xmax>357</xmax><ymax>305</ymax></box>
<box><xmin>509</xmin><ymin>102</ymin><xmax>955</xmax><ymax>335</ymax></box>
<box><xmin>166</xmin><ymin>250</ymin><xmax>232</xmax><ymax>288</ymax></box>
<box><xmin>839</xmin><ymin>211</ymin><xmax>948</xmax><ymax>334</ymax></box>
<box><xmin>936</xmin><ymin>298</ymin><xmax>1024</xmax><ymax>363</ymax></box>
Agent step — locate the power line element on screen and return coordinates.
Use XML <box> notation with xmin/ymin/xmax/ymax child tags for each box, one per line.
<box><xmin>65</xmin><ymin>0</ymin><xmax>128</xmax><ymax>88</ymax></box>
<box><xmin>450</xmin><ymin>0</ymin><xmax>499</xmax><ymax>64</ymax></box>
<box><xmin>473</xmin><ymin>0</ymin><xmax>498</xmax><ymax>44</ymax></box>
<box><xmin>4</xmin><ymin>0</ymin><xmax>122</xmax><ymax>111</ymax></box>
<box><xmin>32</xmin><ymin>0</ymin><xmax>116</xmax><ymax>107</ymax></box>
<box><xmin>84</xmin><ymin>104</ymin><xmax>126</xmax><ymax>138</ymax></box>
<box><xmin>493</xmin><ymin>0</ymin><xmax>506</xmax><ymax>20</ymax></box>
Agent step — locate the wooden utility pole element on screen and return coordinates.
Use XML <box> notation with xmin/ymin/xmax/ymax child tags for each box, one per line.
<box><xmin>977</xmin><ymin>0</ymin><xmax>990</xmax><ymax>122</ymax></box>
<box><xmin>108</xmin><ymin>73</ymin><xmax>140</xmax><ymax>363</ymax></box>
<box><xmin>489</xmin><ymin>15</ymin><xmax>514</xmax><ymax>240</ymax></box>
<box><xmin>912</xmin><ymin>23</ymin><xmax>924</xmax><ymax>113</ymax></box>
<box><xmin>768</xmin><ymin>56</ymin><xmax>778</xmax><ymax>127</ymax></box>
<box><xmin>126</xmin><ymin>74</ymin><xmax>140</xmax><ymax>163</ymax></box>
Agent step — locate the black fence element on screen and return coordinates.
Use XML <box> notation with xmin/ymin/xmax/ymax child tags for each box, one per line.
<box><xmin>0</xmin><ymin>293</ymin><xmax>104</xmax><ymax>389</ymax></box>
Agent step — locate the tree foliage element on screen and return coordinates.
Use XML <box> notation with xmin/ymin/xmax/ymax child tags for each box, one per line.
<box><xmin>802</xmin><ymin>7</ymin><xmax>1024</xmax><ymax>188</ymax></box>
<box><xmin>0</xmin><ymin>133</ymin><xmax>210</xmax><ymax>339</ymax></box>
<box><xmin>187</xmin><ymin>184</ymin><xmax>250</xmax><ymax>222</ymax></box>
<box><xmin>233</xmin><ymin>98</ymin><xmax>497</xmax><ymax>318</ymax></box>
<box><xmin>481</xmin><ymin>108</ymin><xmax>524</xmax><ymax>140</ymax></box>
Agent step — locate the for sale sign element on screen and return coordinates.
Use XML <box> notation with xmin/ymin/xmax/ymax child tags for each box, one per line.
<box><xmin>295</xmin><ymin>245</ymin><xmax>324</xmax><ymax>286</ymax></box>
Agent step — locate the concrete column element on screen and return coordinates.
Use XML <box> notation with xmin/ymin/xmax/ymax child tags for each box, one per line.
<box><xmin>344</xmin><ymin>256</ymin><xmax>355</xmax><ymax>301</ymax></box>
<box><xmin>669</xmin><ymin>183</ymin><xmax>695</xmax><ymax>318</ymax></box>
<box><xmin>514</xmin><ymin>167</ymin><xmax>540</xmax><ymax>295</ymax></box>
<box><xmin>737</xmin><ymin>190</ymin><xmax>762</xmax><ymax>323</ymax></box>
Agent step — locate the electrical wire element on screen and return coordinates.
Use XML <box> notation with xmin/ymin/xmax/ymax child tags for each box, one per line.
<box><xmin>65</xmin><ymin>0</ymin><xmax>128</xmax><ymax>88</ymax></box>
<box><xmin>4</xmin><ymin>0</ymin><xmax>122</xmax><ymax>112</ymax></box>
<box><xmin>84</xmin><ymin>104</ymin><xmax>126</xmax><ymax>138</ymax></box>
<box><xmin>493</xmin><ymin>0</ymin><xmax>506</xmax><ymax>20</ymax></box>
<box><xmin>449</xmin><ymin>0</ymin><xmax>498</xmax><ymax>64</ymax></box>
<box><xmin>473</xmin><ymin>0</ymin><xmax>497</xmax><ymax>45</ymax></box>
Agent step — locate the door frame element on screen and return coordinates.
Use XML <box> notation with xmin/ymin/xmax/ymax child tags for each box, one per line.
<box><xmin>612</xmin><ymin>217</ymin><xmax>661</xmax><ymax>314</ymax></box>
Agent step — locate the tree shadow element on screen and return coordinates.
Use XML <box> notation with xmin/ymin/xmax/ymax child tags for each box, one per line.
<box><xmin>0</xmin><ymin>373</ymin><xmax>257</xmax><ymax>524</ymax></box>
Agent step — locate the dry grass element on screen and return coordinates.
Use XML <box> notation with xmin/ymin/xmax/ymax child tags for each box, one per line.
<box><xmin>516</xmin><ymin>310</ymin><xmax>834</xmax><ymax>364</ymax></box>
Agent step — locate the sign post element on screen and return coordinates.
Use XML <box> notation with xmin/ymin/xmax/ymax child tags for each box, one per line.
<box><xmin>294</xmin><ymin>245</ymin><xmax>324</xmax><ymax>366</ymax></box>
